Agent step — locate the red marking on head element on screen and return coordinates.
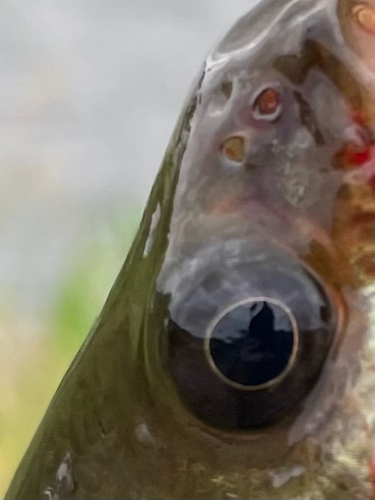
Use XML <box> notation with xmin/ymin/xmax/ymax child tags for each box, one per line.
<box><xmin>336</xmin><ymin>142</ymin><xmax>372</xmax><ymax>169</ymax></box>
<box><xmin>348</xmin><ymin>147</ymin><xmax>371</xmax><ymax>166</ymax></box>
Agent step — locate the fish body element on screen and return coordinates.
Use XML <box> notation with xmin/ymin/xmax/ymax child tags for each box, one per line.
<box><xmin>6</xmin><ymin>0</ymin><xmax>375</xmax><ymax>498</ymax></box>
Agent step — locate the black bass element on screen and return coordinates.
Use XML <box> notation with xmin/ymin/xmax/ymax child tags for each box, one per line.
<box><xmin>7</xmin><ymin>0</ymin><xmax>375</xmax><ymax>498</ymax></box>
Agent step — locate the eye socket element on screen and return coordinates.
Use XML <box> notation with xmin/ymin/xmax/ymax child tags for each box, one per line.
<box><xmin>164</xmin><ymin>259</ymin><xmax>336</xmax><ymax>430</ymax></box>
<box><xmin>252</xmin><ymin>86</ymin><xmax>282</xmax><ymax>122</ymax></box>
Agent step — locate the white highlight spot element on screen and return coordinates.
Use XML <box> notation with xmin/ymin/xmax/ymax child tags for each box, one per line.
<box><xmin>135</xmin><ymin>423</ymin><xmax>155</xmax><ymax>445</ymax></box>
<box><xmin>144</xmin><ymin>203</ymin><xmax>161</xmax><ymax>257</ymax></box>
<box><xmin>269</xmin><ymin>465</ymin><xmax>306</xmax><ymax>488</ymax></box>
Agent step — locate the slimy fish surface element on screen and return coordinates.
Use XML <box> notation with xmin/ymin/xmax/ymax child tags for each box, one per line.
<box><xmin>6</xmin><ymin>0</ymin><xmax>375</xmax><ymax>498</ymax></box>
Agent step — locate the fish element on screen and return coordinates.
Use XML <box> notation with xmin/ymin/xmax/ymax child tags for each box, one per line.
<box><xmin>6</xmin><ymin>0</ymin><xmax>375</xmax><ymax>498</ymax></box>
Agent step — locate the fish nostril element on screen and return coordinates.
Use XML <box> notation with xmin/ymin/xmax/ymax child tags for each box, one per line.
<box><xmin>252</xmin><ymin>86</ymin><xmax>282</xmax><ymax>122</ymax></box>
<box><xmin>220</xmin><ymin>135</ymin><xmax>246</xmax><ymax>163</ymax></box>
<box><xmin>353</xmin><ymin>3</ymin><xmax>375</xmax><ymax>35</ymax></box>
<box><xmin>206</xmin><ymin>298</ymin><xmax>298</xmax><ymax>390</ymax></box>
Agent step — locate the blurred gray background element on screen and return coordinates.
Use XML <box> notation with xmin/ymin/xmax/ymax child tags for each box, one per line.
<box><xmin>0</xmin><ymin>0</ymin><xmax>261</xmax><ymax>491</ymax></box>
<box><xmin>0</xmin><ymin>0</ymin><xmax>259</xmax><ymax>318</ymax></box>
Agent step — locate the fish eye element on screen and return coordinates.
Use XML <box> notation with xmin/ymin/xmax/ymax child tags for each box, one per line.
<box><xmin>206</xmin><ymin>299</ymin><xmax>298</xmax><ymax>391</ymax></box>
<box><xmin>165</xmin><ymin>261</ymin><xmax>336</xmax><ymax>430</ymax></box>
<box><xmin>252</xmin><ymin>85</ymin><xmax>282</xmax><ymax>122</ymax></box>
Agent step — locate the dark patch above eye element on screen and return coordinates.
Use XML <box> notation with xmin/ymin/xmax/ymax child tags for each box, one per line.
<box><xmin>252</xmin><ymin>87</ymin><xmax>282</xmax><ymax>121</ymax></box>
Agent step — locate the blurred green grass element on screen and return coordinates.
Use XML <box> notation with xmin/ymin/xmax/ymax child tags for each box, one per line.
<box><xmin>0</xmin><ymin>206</ymin><xmax>141</xmax><ymax>496</ymax></box>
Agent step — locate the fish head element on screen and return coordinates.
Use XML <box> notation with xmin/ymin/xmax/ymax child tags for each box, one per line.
<box><xmin>7</xmin><ymin>1</ymin><xmax>375</xmax><ymax>499</ymax></box>
<box><xmin>145</xmin><ymin>0</ymin><xmax>375</xmax><ymax>498</ymax></box>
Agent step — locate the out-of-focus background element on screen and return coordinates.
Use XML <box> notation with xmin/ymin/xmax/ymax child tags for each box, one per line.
<box><xmin>0</xmin><ymin>0</ymin><xmax>259</xmax><ymax>494</ymax></box>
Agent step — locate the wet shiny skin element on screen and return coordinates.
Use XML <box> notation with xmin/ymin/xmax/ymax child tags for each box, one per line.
<box><xmin>6</xmin><ymin>0</ymin><xmax>375</xmax><ymax>498</ymax></box>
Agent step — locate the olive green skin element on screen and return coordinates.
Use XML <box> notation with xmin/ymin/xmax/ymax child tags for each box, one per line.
<box><xmin>4</xmin><ymin>161</ymin><xmax>175</xmax><ymax>499</ymax></box>
<box><xmin>5</xmin><ymin>75</ymin><xmax>201</xmax><ymax>497</ymax></box>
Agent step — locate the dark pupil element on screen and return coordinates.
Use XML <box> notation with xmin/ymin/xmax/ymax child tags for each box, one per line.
<box><xmin>209</xmin><ymin>301</ymin><xmax>295</xmax><ymax>387</ymax></box>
